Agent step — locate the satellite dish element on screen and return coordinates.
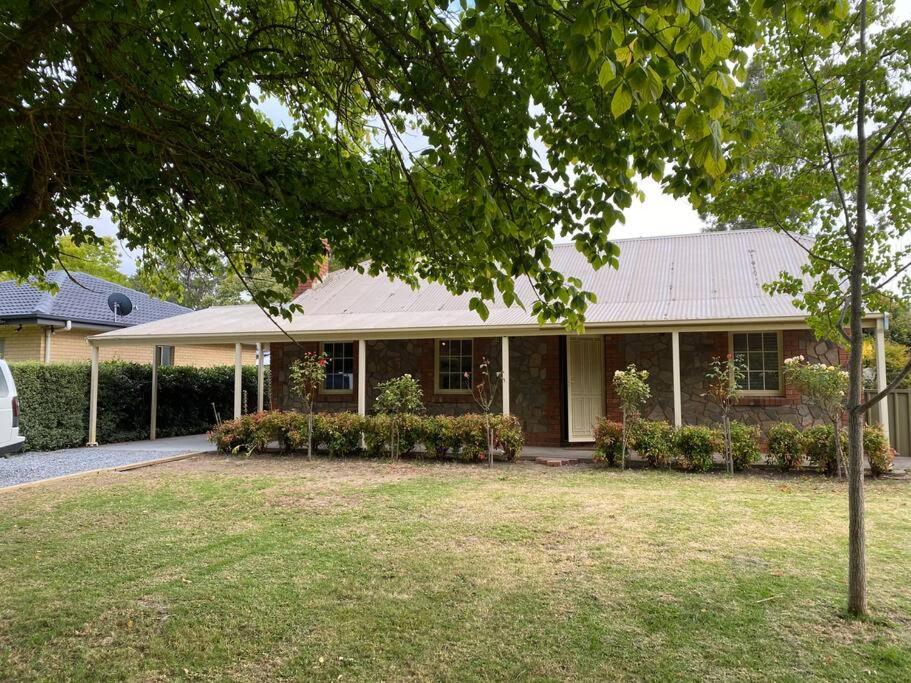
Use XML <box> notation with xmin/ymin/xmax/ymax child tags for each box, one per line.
<box><xmin>107</xmin><ymin>292</ymin><xmax>133</xmax><ymax>320</ymax></box>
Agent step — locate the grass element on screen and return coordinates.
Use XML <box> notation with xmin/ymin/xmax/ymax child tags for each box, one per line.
<box><xmin>1</xmin><ymin>456</ymin><xmax>910</xmax><ymax>681</ymax></box>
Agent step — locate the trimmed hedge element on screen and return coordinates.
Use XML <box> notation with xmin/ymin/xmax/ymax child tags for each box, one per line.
<box><xmin>209</xmin><ymin>410</ymin><xmax>524</xmax><ymax>462</ymax></box>
<box><xmin>10</xmin><ymin>361</ymin><xmax>266</xmax><ymax>451</ymax></box>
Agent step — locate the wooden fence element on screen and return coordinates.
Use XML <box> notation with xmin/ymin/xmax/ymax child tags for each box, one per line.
<box><xmin>867</xmin><ymin>389</ymin><xmax>911</xmax><ymax>457</ymax></box>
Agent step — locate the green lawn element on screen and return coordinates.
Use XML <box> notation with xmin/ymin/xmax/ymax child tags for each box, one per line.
<box><xmin>1</xmin><ymin>457</ymin><xmax>910</xmax><ymax>681</ymax></box>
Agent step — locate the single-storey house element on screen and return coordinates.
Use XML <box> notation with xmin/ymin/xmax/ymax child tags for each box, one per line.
<box><xmin>0</xmin><ymin>271</ymin><xmax>254</xmax><ymax>367</ymax></box>
<box><xmin>86</xmin><ymin>230</ymin><xmax>892</xmax><ymax>447</ymax></box>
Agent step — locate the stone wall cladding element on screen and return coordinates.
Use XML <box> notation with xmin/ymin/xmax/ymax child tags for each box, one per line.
<box><xmin>509</xmin><ymin>336</ymin><xmax>562</xmax><ymax>446</ymax></box>
<box><xmin>271</xmin><ymin>337</ymin><xmax>504</xmax><ymax>416</ymax></box>
<box><xmin>604</xmin><ymin>329</ymin><xmax>843</xmax><ymax>433</ymax></box>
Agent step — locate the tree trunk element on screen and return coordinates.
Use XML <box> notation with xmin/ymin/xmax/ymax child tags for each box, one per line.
<box><xmin>846</xmin><ymin>0</ymin><xmax>868</xmax><ymax>619</ymax></box>
<box><xmin>621</xmin><ymin>408</ymin><xmax>627</xmax><ymax>471</ymax></box>
<box><xmin>307</xmin><ymin>411</ymin><xmax>313</xmax><ymax>461</ymax></box>
<box><xmin>486</xmin><ymin>413</ymin><xmax>493</xmax><ymax>468</ymax></box>
<box><xmin>723</xmin><ymin>413</ymin><xmax>733</xmax><ymax>475</ymax></box>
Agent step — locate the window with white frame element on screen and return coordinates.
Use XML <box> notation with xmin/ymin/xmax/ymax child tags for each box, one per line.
<box><xmin>322</xmin><ymin>341</ymin><xmax>354</xmax><ymax>391</ymax></box>
<box><xmin>731</xmin><ymin>332</ymin><xmax>782</xmax><ymax>394</ymax></box>
<box><xmin>437</xmin><ymin>339</ymin><xmax>473</xmax><ymax>392</ymax></box>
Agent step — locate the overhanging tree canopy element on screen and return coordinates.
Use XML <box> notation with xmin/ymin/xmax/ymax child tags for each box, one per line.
<box><xmin>2</xmin><ymin>0</ymin><xmax>755</xmax><ymax>324</ymax></box>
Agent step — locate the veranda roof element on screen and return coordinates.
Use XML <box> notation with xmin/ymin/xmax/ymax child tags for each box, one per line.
<box><xmin>89</xmin><ymin>230</ymin><xmax>863</xmax><ymax>346</ymax></box>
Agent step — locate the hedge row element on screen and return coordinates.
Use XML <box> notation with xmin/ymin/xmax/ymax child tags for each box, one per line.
<box><xmin>594</xmin><ymin>417</ymin><xmax>893</xmax><ymax>476</ymax></box>
<box><xmin>9</xmin><ymin>361</ymin><xmax>267</xmax><ymax>451</ymax></box>
<box><xmin>209</xmin><ymin>410</ymin><xmax>524</xmax><ymax>462</ymax></box>
<box><xmin>593</xmin><ymin>419</ymin><xmax>758</xmax><ymax>472</ymax></box>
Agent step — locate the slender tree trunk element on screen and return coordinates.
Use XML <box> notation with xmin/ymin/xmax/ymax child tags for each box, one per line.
<box><xmin>621</xmin><ymin>408</ymin><xmax>627</xmax><ymax>471</ymax></box>
<box><xmin>307</xmin><ymin>410</ymin><xmax>313</xmax><ymax>460</ymax></box>
<box><xmin>485</xmin><ymin>412</ymin><xmax>493</xmax><ymax>468</ymax></box>
<box><xmin>723</xmin><ymin>413</ymin><xmax>733</xmax><ymax>475</ymax></box>
<box><xmin>846</xmin><ymin>0</ymin><xmax>868</xmax><ymax>618</ymax></box>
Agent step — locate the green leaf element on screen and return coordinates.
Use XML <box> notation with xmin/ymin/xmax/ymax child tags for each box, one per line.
<box><xmin>611</xmin><ymin>85</ymin><xmax>633</xmax><ymax>118</ymax></box>
<box><xmin>684</xmin><ymin>0</ymin><xmax>704</xmax><ymax>15</ymax></box>
<box><xmin>598</xmin><ymin>60</ymin><xmax>616</xmax><ymax>89</ymax></box>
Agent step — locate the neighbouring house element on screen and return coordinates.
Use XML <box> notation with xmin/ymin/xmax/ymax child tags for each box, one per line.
<box><xmin>86</xmin><ymin>230</ymin><xmax>893</xmax><ymax>447</ymax></box>
<box><xmin>0</xmin><ymin>271</ymin><xmax>254</xmax><ymax>367</ymax></box>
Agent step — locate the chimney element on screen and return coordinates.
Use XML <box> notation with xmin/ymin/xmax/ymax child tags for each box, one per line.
<box><xmin>293</xmin><ymin>241</ymin><xmax>331</xmax><ymax>298</ymax></box>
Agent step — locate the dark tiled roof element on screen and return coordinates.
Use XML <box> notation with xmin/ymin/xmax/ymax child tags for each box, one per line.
<box><xmin>0</xmin><ymin>271</ymin><xmax>191</xmax><ymax>327</ymax></box>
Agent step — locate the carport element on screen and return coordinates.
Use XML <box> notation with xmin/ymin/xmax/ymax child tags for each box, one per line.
<box><xmin>86</xmin><ymin>334</ymin><xmax>267</xmax><ymax>446</ymax></box>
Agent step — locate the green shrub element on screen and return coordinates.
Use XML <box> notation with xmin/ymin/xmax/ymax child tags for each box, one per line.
<box><xmin>592</xmin><ymin>418</ymin><xmax>623</xmax><ymax>466</ymax></box>
<box><xmin>449</xmin><ymin>413</ymin><xmax>489</xmax><ymax>462</ymax></box>
<box><xmin>767</xmin><ymin>422</ymin><xmax>802</xmax><ymax>471</ymax></box>
<box><xmin>674</xmin><ymin>425</ymin><xmax>721</xmax><ymax>472</ymax></box>
<box><xmin>211</xmin><ymin>410</ymin><xmax>524</xmax><ymax>463</ymax></box>
<box><xmin>320</xmin><ymin>412</ymin><xmax>365</xmax><ymax>457</ymax></box>
<box><xmin>800</xmin><ymin>424</ymin><xmax>845</xmax><ymax>475</ymax></box>
<box><xmin>11</xmin><ymin>361</ymin><xmax>265</xmax><ymax>451</ymax></box>
<box><xmin>729</xmin><ymin>421</ymin><xmax>761</xmax><ymax>471</ymax></box>
<box><xmin>491</xmin><ymin>414</ymin><xmax>523</xmax><ymax>461</ymax></box>
<box><xmin>864</xmin><ymin>424</ymin><xmax>893</xmax><ymax>476</ymax></box>
<box><xmin>629</xmin><ymin>419</ymin><xmax>675</xmax><ymax>468</ymax></box>
<box><xmin>421</xmin><ymin>415</ymin><xmax>458</xmax><ymax>458</ymax></box>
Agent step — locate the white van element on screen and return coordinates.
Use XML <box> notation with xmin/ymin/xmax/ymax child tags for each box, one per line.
<box><xmin>0</xmin><ymin>360</ymin><xmax>25</xmax><ymax>455</ymax></box>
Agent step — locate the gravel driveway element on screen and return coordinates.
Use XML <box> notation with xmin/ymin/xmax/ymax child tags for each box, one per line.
<box><xmin>0</xmin><ymin>434</ymin><xmax>213</xmax><ymax>488</ymax></box>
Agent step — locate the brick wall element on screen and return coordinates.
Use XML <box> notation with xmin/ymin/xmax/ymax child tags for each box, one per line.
<box><xmin>0</xmin><ymin>324</ymin><xmax>254</xmax><ymax>367</ymax></box>
<box><xmin>0</xmin><ymin>327</ymin><xmax>42</xmax><ymax>362</ymax></box>
<box><xmin>603</xmin><ymin>329</ymin><xmax>844</xmax><ymax>432</ymax></box>
<box><xmin>271</xmin><ymin>335</ymin><xmax>564</xmax><ymax>447</ymax></box>
<box><xmin>271</xmin><ymin>337</ymin><xmax>507</xmax><ymax>417</ymax></box>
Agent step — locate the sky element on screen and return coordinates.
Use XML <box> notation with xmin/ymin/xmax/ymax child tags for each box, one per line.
<box><xmin>92</xmin><ymin>0</ymin><xmax>911</xmax><ymax>274</ymax></box>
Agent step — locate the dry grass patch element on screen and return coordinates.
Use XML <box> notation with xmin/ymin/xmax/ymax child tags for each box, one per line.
<box><xmin>0</xmin><ymin>456</ymin><xmax>909</xmax><ymax>681</ymax></box>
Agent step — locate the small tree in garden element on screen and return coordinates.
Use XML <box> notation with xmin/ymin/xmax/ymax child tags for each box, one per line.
<box><xmin>289</xmin><ymin>351</ymin><xmax>329</xmax><ymax>460</ymax></box>
<box><xmin>374</xmin><ymin>374</ymin><xmax>424</xmax><ymax>460</ymax></box>
<box><xmin>703</xmin><ymin>355</ymin><xmax>744</xmax><ymax>475</ymax></box>
<box><xmin>784</xmin><ymin>357</ymin><xmax>849</xmax><ymax>478</ymax></box>
<box><xmin>612</xmin><ymin>364</ymin><xmax>650</xmax><ymax>470</ymax></box>
<box><xmin>471</xmin><ymin>357</ymin><xmax>501</xmax><ymax>468</ymax></box>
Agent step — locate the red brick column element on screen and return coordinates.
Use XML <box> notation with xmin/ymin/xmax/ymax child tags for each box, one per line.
<box><xmin>603</xmin><ymin>334</ymin><xmax>624</xmax><ymax>421</ymax></box>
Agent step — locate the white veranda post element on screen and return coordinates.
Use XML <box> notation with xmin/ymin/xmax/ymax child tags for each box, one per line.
<box><xmin>672</xmin><ymin>331</ymin><xmax>682</xmax><ymax>428</ymax></box>
<box><xmin>88</xmin><ymin>344</ymin><xmax>99</xmax><ymax>446</ymax></box>
<box><xmin>501</xmin><ymin>336</ymin><xmax>510</xmax><ymax>415</ymax></box>
<box><xmin>357</xmin><ymin>339</ymin><xmax>367</xmax><ymax>416</ymax></box>
<box><xmin>875</xmin><ymin>317</ymin><xmax>891</xmax><ymax>444</ymax></box>
<box><xmin>234</xmin><ymin>343</ymin><xmax>243</xmax><ymax>419</ymax></box>
<box><xmin>256</xmin><ymin>343</ymin><xmax>265</xmax><ymax>412</ymax></box>
<box><xmin>150</xmin><ymin>345</ymin><xmax>159</xmax><ymax>440</ymax></box>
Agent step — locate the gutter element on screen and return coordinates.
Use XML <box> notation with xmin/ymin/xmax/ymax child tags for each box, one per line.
<box><xmin>86</xmin><ymin>314</ymin><xmax>886</xmax><ymax>348</ymax></box>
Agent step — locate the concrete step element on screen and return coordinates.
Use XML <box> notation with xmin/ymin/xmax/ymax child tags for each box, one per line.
<box><xmin>533</xmin><ymin>456</ymin><xmax>588</xmax><ymax>467</ymax></box>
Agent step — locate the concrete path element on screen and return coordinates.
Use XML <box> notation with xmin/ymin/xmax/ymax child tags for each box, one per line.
<box><xmin>0</xmin><ymin>434</ymin><xmax>213</xmax><ymax>489</ymax></box>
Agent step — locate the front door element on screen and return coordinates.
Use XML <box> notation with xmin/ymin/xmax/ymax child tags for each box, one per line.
<box><xmin>567</xmin><ymin>336</ymin><xmax>604</xmax><ymax>442</ymax></box>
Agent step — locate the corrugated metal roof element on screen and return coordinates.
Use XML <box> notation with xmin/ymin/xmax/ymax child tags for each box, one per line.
<box><xmin>91</xmin><ymin>230</ymin><xmax>821</xmax><ymax>344</ymax></box>
<box><xmin>0</xmin><ymin>271</ymin><xmax>191</xmax><ymax>327</ymax></box>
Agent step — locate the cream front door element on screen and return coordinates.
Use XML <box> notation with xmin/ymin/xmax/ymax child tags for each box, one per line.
<box><xmin>567</xmin><ymin>336</ymin><xmax>604</xmax><ymax>442</ymax></box>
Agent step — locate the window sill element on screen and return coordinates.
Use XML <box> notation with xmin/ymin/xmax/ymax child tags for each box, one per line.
<box><xmin>737</xmin><ymin>395</ymin><xmax>793</xmax><ymax>407</ymax></box>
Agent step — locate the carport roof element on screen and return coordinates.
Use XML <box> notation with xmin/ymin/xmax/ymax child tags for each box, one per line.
<box><xmin>89</xmin><ymin>230</ymin><xmax>852</xmax><ymax>345</ymax></box>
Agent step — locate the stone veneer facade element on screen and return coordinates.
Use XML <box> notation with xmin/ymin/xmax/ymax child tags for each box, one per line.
<box><xmin>271</xmin><ymin>329</ymin><xmax>844</xmax><ymax>447</ymax></box>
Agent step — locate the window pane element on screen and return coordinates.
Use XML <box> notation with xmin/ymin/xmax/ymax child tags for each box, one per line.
<box><xmin>765</xmin><ymin>371</ymin><xmax>780</xmax><ymax>391</ymax></box>
<box><xmin>764</xmin><ymin>351</ymin><xmax>779</xmax><ymax>370</ymax></box>
<box><xmin>763</xmin><ymin>333</ymin><xmax>779</xmax><ymax>351</ymax></box>
<box><xmin>749</xmin><ymin>371</ymin><xmax>765</xmax><ymax>390</ymax></box>
<box><xmin>732</xmin><ymin>334</ymin><xmax>747</xmax><ymax>353</ymax></box>
<box><xmin>748</xmin><ymin>351</ymin><xmax>763</xmax><ymax>371</ymax></box>
<box><xmin>748</xmin><ymin>333</ymin><xmax>763</xmax><ymax>350</ymax></box>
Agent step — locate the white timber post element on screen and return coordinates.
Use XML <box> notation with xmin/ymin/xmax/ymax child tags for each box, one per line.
<box><xmin>672</xmin><ymin>331</ymin><xmax>682</xmax><ymax>428</ymax></box>
<box><xmin>150</xmin><ymin>345</ymin><xmax>159</xmax><ymax>441</ymax></box>
<box><xmin>88</xmin><ymin>344</ymin><xmax>99</xmax><ymax>446</ymax></box>
<box><xmin>43</xmin><ymin>327</ymin><xmax>52</xmax><ymax>363</ymax></box>
<box><xmin>875</xmin><ymin>317</ymin><xmax>891</xmax><ymax>445</ymax></box>
<box><xmin>234</xmin><ymin>342</ymin><xmax>243</xmax><ymax>419</ymax></box>
<box><xmin>501</xmin><ymin>336</ymin><xmax>510</xmax><ymax>415</ymax></box>
<box><xmin>357</xmin><ymin>339</ymin><xmax>367</xmax><ymax>416</ymax></box>
<box><xmin>256</xmin><ymin>342</ymin><xmax>265</xmax><ymax>412</ymax></box>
